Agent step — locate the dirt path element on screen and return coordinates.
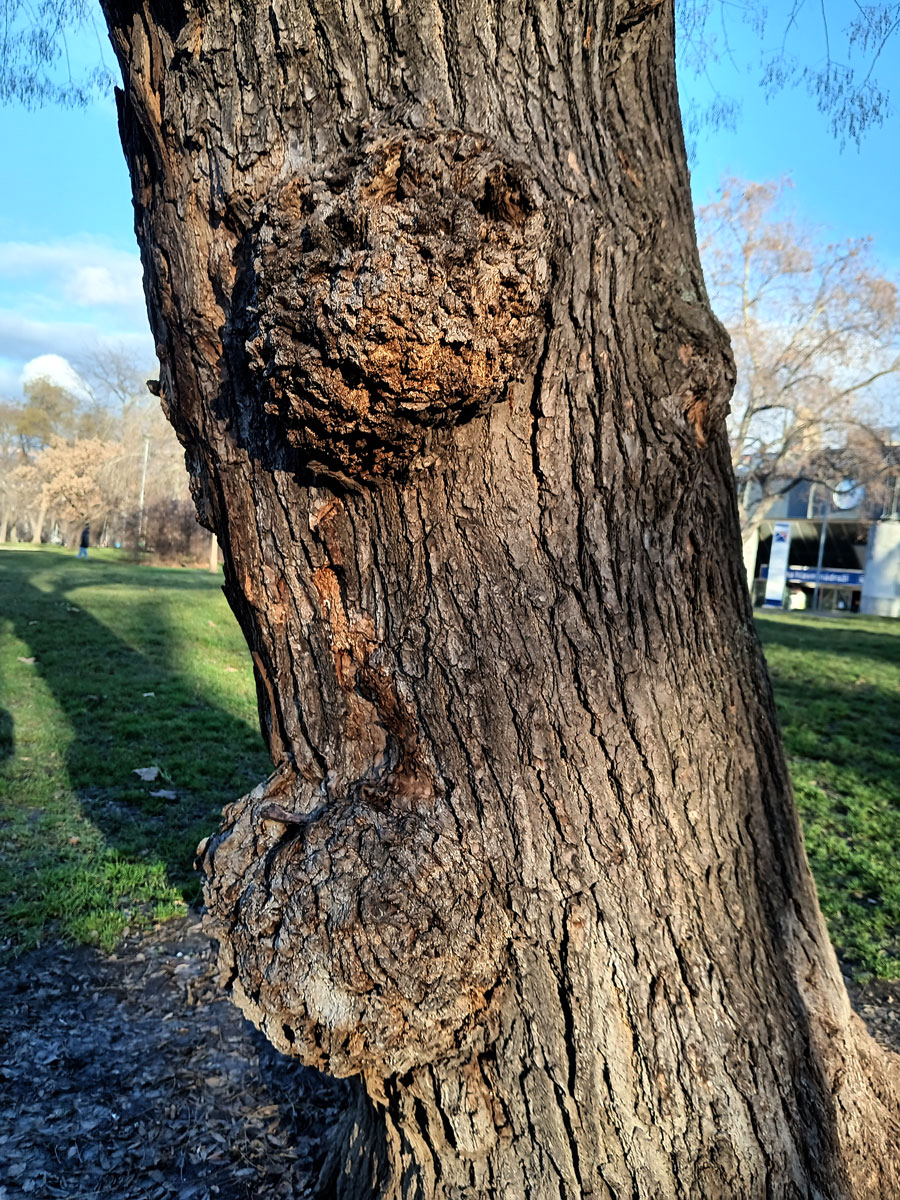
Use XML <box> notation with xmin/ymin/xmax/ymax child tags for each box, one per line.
<box><xmin>2</xmin><ymin>914</ymin><xmax>899</xmax><ymax>1199</ymax></box>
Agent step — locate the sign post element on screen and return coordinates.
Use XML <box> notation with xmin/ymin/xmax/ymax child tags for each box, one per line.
<box><xmin>764</xmin><ymin>521</ymin><xmax>792</xmax><ymax>608</ymax></box>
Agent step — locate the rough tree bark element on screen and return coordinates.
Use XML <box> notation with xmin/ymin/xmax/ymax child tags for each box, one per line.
<box><xmin>101</xmin><ymin>1</ymin><xmax>900</xmax><ymax>1196</ymax></box>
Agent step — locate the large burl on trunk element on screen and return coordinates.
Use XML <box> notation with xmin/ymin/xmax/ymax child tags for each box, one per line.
<box><xmin>102</xmin><ymin>1</ymin><xmax>900</xmax><ymax>1195</ymax></box>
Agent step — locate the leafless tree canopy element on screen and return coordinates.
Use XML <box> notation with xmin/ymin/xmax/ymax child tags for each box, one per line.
<box><xmin>0</xmin><ymin>349</ymin><xmax>207</xmax><ymax>558</ymax></box>
<box><xmin>698</xmin><ymin>178</ymin><xmax>900</xmax><ymax>534</ymax></box>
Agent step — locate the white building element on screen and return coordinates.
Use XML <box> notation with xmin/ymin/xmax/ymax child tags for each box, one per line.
<box><xmin>746</xmin><ymin>480</ymin><xmax>900</xmax><ymax>616</ymax></box>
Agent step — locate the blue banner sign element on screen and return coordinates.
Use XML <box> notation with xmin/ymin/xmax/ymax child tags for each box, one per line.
<box><xmin>760</xmin><ymin>565</ymin><xmax>864</xmax><ymax>587</ymax></box>
<box><xmin>763</xmin><ymin>521</ymin><xmax>793</xmax><ymax>607</ymax></box>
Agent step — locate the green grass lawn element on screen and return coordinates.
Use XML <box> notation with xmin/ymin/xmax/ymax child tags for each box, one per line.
<box><xmin>757</xmin><ymin>612</ymin><xmax>900</xmax><ymax>979</ymax></box>
<box><xmin>2</xmin><ymin>548</ymin><xmax>899</xmax><ymax>980</ymax></box>
<box><xmin>0</xmin><ymin>546</ymin><xmax>269</xmax><ymax>954</ymax></box>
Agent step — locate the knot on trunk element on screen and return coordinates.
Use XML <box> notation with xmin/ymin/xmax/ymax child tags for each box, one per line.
<box><xmin>198</xmin><ymin>779</ymin><xmax>510</xmax><ymax>1079</ymax></box>
<box><xmin>649</xmin><ymin>275</ymin><xmax>736</xmax><ymax>450</ymax></box>
<box><xmin>241</xmin><ymin>126</ymin><xmax>553</xmax><ymax>478</ymax></box>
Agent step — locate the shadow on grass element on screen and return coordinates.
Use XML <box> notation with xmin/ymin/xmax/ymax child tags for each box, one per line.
<box><xmin>756</xmin><ymin>613</ymin><xmax>900</xmax><ymax>669</ymax></box>
<box><xmin>0</xmin><ymin>708</ymin><xmax>12</xmax><ymax>763</ymax></box>
<box><xmin>0</xmin><ymin>549</ymin><xmax>270</xmax><ymax>946</ymax></box>
<box><xmin>757</xmin><ymin>615</ymin><xmax>900</xmax><ymax>790</ymax></box>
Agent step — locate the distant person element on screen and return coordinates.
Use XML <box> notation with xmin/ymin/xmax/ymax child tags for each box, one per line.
<box><xmin>77</xmin><ymin>526</ymin><xmax>90</xmax><ymax>559</ymax></box>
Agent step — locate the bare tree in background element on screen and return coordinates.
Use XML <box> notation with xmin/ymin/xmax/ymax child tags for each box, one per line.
<box><xmin>31</xmin><ymin>436</ymin><xmax>121</xmax><ymax>541</ymax></box>
<box><xmin>78</xmin><ymin>353</ymin><xmax>194</xmax><ymax>549</ymax></box>
<box><xmin>698</xmin><ymin>178</ymin><xmax>900</xmax><ymax>545</ymax></box>
<box><xmin>0</xmin><ymin>350</ymin><xmax>210</xmax><ymax>557</ymax></box>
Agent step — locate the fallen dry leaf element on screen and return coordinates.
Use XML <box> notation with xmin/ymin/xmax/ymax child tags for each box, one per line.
<box><xmin>0</xmin><ymin>912</ymin><xmax>346</xmax><ymax>1200</ymax></box>
<box><xmin>132</xmin><ymin>767</ymin><xmax>160</xmax><ymax>782</ymax></box>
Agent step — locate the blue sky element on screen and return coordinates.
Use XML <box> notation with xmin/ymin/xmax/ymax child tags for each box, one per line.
<box><xmin>0</xmin><ymin>3</ymin><xmax>897</xmax><ymax>396</ymax></box>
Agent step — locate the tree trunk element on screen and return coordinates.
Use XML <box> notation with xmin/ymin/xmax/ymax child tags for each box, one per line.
<box><xmin>30</xmin><ymin>496</ymin><xmax>48</xmax><ymax>545</ymax></box>
<box><xmin>102</xmin><ymin>1</ymin><xmax>900</xmax><ymax>1195</ymax></box>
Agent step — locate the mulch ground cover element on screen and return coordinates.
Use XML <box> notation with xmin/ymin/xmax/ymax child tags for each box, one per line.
<box><xmin>0</xmin><ymin>914</ymin><xmax>347</xmax><ymax>1200</ymax></box>
<box><xmin>2</xmin><ymin>911</ymin><xmax>899</xmax><ymax>1200</ymax></box>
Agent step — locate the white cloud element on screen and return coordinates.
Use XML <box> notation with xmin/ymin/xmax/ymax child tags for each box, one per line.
<box><xmin>0</xmin><ymin>237</ymin><xmax>154</xmax><ymax>392</ymax></box>
<box><xmin>0</xmin><ymin>308</ymin><xmax>155</xmax><ymax>395</ymax></box>
<box><xmin>0</xmin><ymin>237</ymin><xmax>146</xmax><ymax>314</ymax></box>
<box><xmin>0</xmin><ymin>309</ymin><xmax>103</xmax><ymax>361</ymax></box>
<box><xmin>23</xmin><ymin>354</ymin><xmax>89</xmax><ymax>395</ymax></box>
<box><xmin>69</xmin><ymin>263</ymin><xmax>144</xmax><ymax>307</ymax></box>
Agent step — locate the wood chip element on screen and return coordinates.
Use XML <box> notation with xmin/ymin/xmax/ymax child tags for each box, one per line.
<box><xmin>0</xmin><ymin>911</ymin><xmax>348</xmax><ymax>1197</ymax></box>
